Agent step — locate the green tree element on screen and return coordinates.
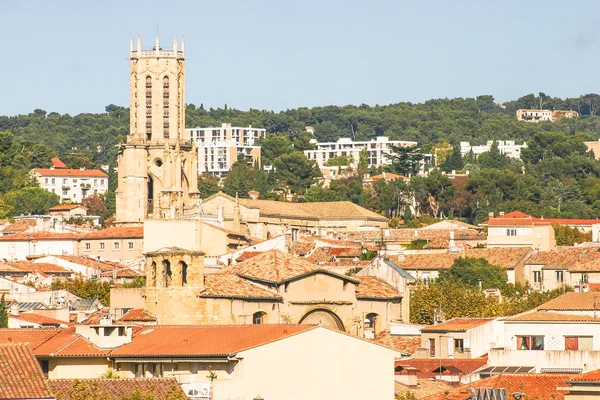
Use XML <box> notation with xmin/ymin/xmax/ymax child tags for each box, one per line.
<box><xmin>51</xmin><ymin>278</ymin><xmax>111</xmax><ymax>306</ymax></box>
<box><xmin>274</xmin><ymin>152</ymin><xmax>321</xmax><ymax>194</ymax></box>
<box><xmin>325</xmin><ymin>155</ymin><xmax>352</xmax><ymax>167</ymax></box>
<box><xmin>438</xmin><ymin>257</ymin><xmax>508</xmax><ymax>290</ymax></box>
<box><xmin>292</xmin><ymin>132</ymin><xmax>316</xmax><ymax>151</ymax></box>
<box><xmin>386</xmin><ymin>145</ymin><xmax>423</xmax><ymax>176</ymax></box>
<box><xmin>0</xmin><ymin>294</ymin><xmax>7</xmax><ymax>328</ymax></box>
<box><xmin>553</xmin><ymin>224</ymin><xmax>592</xmax><ymax>246</ymax></box>
<box><xmin>198</xmin><ymin>175</ymin><xmax>221</xmax><ymax>198</ymax></box>
<box><xmin>222</xmin><ymin>163</ymin><xmax>258</xmax><ymax>198</ymax></box>
<box><xmin>477</xmin><ymin>140</ymin><xmax>509</xmax><ymax>169</ymax></box>
<box><xmin>441</xmin><ymin>145</ymin><xmax>464</xmax><ymax>172</ymax></box>
<box><xmin>4</xmin><ymin>187</ymin><xmax>59</xmax><ymax>216</ymax></box>
<box><xmin>258</xmin><ymin>135</ymin><xmax>294</xmax><ymax>166</ymax></box>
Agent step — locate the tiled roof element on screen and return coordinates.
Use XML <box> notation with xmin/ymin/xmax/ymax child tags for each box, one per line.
<box><xmin>110</xmin><ymin>325</ymin><xmax>315</xmax><ymax>357</ymax></box>
<box><xmin>569</xmin><ymin>369</ymin><xmax>600</xmax><ymax>382</ymax></box>
<box><xmin>374</xmin><ymin>331</ymin><xmax>420</xmax><ymax>355</ymax></box>
<box><xmin>395</xmin><ymin>357</ymin><xmax>488</xmax><ymax>379</ymax></box>
<box><xmin>48</xmin><ymin>204</ymin><xmax>87</xmax><ymax>211</ymax></box>
<box><xmin>236</xmin><ymin>251</ymin><xmax>263</xmax><ymax>262</ymax></box>
<box><xmin>33</xmin><ymin>168</ymin><xmax>107</xmax><ymax>177</ymax></box>
<box><xmin>0</xmin><ymin>232</ymin><xmax>79</xmax><ymax>241</ymax></box>
<box><xmin>44</xmin><ymin>256</ymin><xmax>122</xmax><ymax>272</ymax></box>
<box><xmin>0</xmin><ymin>343</ymin><xmax>53</xmax><ymax>399</ymax></box>
<box><xmin>8</xmin><ymin>262</ymin><xmax>70</xmax><ymax>275</ymax></box>
<box><xmin>537</xmin><ymin>292</ymin><xmax>600</xmax><ymax>311</ymax></box>
<box><xmin>12</xmin><ymin>313</ymin><xmax>68</xmax><ymax>326</ymax></box>
<box><xmin>421</xmin><ymin>318</ymin><xmax>494</xmax><ymax>332</ymax></box>
<box><xmin>119</xmin><ymin>309</ymin><xmax>158</xmax><ymax>322</ymax></box>
<box><xmin>395</xmin><ymin>379</ymin><xmax>453</xmax><ymax>400</ymax></box>
<box><xmin>48</xmin><ymin>378</ymin><xmax>185</xmax><ymax>400</ymax></box>
<box><xmin>224</xmin><ymin>249</ymin><xmax>358</xmax><ymax>284</ymax></box>
<box><xmin>2</xmin><ymin>219</ymin><xmax>36</xmax><ymax>233</ymax></box>
<box><xmin>364</xmin><ymin>172</ymin><xmax>408</xmax><ymax>182</ymax></box>
<box><xmin>0</xmin><ymin>328</ymin><xmax>62</xmax><ymax>350</ymax></box>
<box><xmin>200</xmin><ymin>274</ymin><xmax>282</xmax><ymax>300</ymax></box>
<box><xmin>100</xmin><ymin>268</ymin><xmax>143</xmax><ymax>278</ymax></box>
<box><xmin>526</xmin><ymin>247</ymin><xmax>600</xmax><ymax>272</ymax></box>
<box><xmin>482</xmin><ymin>211</ymin><xmax>600</xmax><ymax>227</ymax></box>
<box><xmin>34</xmin><ymin>327</ymin><xmax>109</xmax><ymax>357</ymax></box>
<box><xmin>422</xmin><ymin>373</ymin><xmax>573</xmax><ymax>400</ymax></box>
<box><xmin>348</xmin><ymin>228</ymin><xmax>485</xmax><ymax>244</ymax></box>
<box><xmin>82</xmin><ymin>227</ymin><xmax>143</xmax><ymax>239</ymax></box>
<box><xmin>396</xmin><ymin>247</ymin><xmax>532</xmax><ymax>271</ymax></box>
<box><xmin>355</xmin><ymin>276</ymin><xmax>401</xmax><ymax>299</ymax></box>
<box><xmin>51</xmin><ymin>157</ymin><xmax>68</xmax><ymax>169</ymax></box>
<box><xmin>505</xmin><ymin>311</ymin><xmax>600</xmax><ymax>323</ymax></box>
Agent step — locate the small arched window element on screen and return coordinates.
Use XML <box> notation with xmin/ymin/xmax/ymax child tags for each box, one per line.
<box><xmin>253</xmin><ymin>311</ymin><xmax>267</xmax><ymax>325</ymax></box>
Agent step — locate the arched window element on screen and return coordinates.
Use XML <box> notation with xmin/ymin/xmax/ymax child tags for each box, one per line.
<box><xmin>163</xmin><ymin>260</ymin><xmax>171</xmax><ymax>287</ymax></box>
<box><xmin>179</xmin><ymin>261</ymin><xmax>188</xmax><ymax>286</ymax></box>
<box><xmin>253</xmin><ymin>311</ymin><xmax>267</xmax><ymax>325</ymax></box>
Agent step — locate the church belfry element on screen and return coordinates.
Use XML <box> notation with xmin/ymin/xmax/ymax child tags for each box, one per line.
<box><xmin>115</xmin><ymin>36</ymin><xmax>199</xmax><ymax>225</ymax></box>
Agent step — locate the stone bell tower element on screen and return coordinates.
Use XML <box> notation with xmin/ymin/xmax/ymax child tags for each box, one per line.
<box><xmin>115</xmin><ymin>36</ymin><xmax>199</xmax><ymax>225</ymax></box>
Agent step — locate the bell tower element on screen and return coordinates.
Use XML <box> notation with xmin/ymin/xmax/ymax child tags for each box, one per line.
<box><xmin>115</xmin><ymin>36</ymin><xmax>199</xmax><ymax>225</ymax></box>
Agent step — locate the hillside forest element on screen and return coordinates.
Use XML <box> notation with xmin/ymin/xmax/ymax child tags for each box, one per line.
<box><xmin>2</xmin><ymin>92</ymin><xmax>600</xmax><ymax>225</ymax></box>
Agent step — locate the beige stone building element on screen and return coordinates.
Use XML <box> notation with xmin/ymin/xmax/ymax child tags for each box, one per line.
<box><xmin>116</xmin><ymin>36</ymin><xmax>199</xmax><ymax>225</ymax></box>
<box><xmin>78</xmin><ymin>227</ymin><xmax>144</xmax><ymax>263</ymax></box>
<box><xmin>516</xmin><ymin>109</ymin><xmax>579</xmax><ymax>122</ymax></box>
<box><xmin>200</xmin><ymin>192</ymin><xmax>388</xmax><ymax>239</ymax></box>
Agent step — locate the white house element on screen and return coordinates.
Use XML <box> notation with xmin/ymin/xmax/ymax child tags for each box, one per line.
<box><xmin>0</xmin><ymin>232</ymin><xmax>79</xmax><ymax>261</ymax></box>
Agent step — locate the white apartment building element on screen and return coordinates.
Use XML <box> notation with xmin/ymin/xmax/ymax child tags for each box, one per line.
<box><xmin>459</xmin><ymin>140</ymin><xmax>527</xmax><ymax>159</ymax></box>
<box><xmin>304</xmin><ymin>137</ymin><xmax>418</xmax><ymax>168</ymax></box>
<box><xmin>187</xmin><ymin>123</ymin><xmax>266</xmax><ymax>176</ymax></box>
<box><xmin>31</xmin><ymin>166</ymin><xmax>109</xmax><ymax>203</ymax></box>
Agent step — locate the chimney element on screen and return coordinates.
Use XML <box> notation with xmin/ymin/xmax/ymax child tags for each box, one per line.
<box><xmin>489</xmin><ymin>212</ymin><xmax>494</xmax><ymax>218</ymax></box>
<box><xmin>499</xmin><ymin>212</ymin><xmax>505</xmax><ymax>216</ymax></box>
<box><xmin>449</xmin><ymin>231</ymin><xmax>455</xmax><ymax>248</ymax></box>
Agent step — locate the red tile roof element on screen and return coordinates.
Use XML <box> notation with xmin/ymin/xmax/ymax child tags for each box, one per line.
<box><xmin>396</xmin><ymin>247</ymin><xmax>532</xmax><ymax>271</ymax></box>
<box><xmin>0</xmin><ymin>328</ymin><xmax>62</xmax><ymax>350</ymax></box>
<box><xmin>537</xmin><ymin>292</ymin><xmax>600</xmax><ymax>311</ymax></box>
<box><xmin>8</xmin><ymin>262</ymin><xmax>70</xmax><ymax>275</ymax></box>
<box><xmin>33</xmin><ymin>168</ymin><xmax>107</xmax><ymax>177</ymax></box>
<box><xmin>12</xmin><ymin>313</ymin><xmax>68</xmax><ymax>327</ymax></box>
<box><xmin>483</xmin><ymin>211</ymin><xmax>600</xmax><ymax>227</ymax></box>
<box><xmin>48</xmin><ymin>378</ymin><xmax>185</xmax><ymax>400</ymax></box>
<box><xmin>82</xmin><ymin>227</ymin><xmax>143</xmax><ymax>239</ymax></box>
<box><xmin>43</xmin><ymin>255</ymin><xmax>122</xmax><ymax>272</ymax></box>
<box><xmin>423</xmin><ymin>373</ymin><xmax>573</xmax><ymax>400</ymax></box>
<box><xmin>51</xmin><ymin>157</ymin><xmax>68</xmax><ymax>169</ymax></box>
<box><xmin>119</xmin><ymin>309</ymin><xmax>158</xmax><ymax>323</ymax></box>
<box><xmin>0</xmin><ymin>343</ymin><xmax>53</xmax><ymax>399</ymax></box>
<box><xmin>505</xmin><ymin>311</ymin><xmax>600</xmax><ymax>323</ymax></box>
<box><xmin>34</xmin><ymin>327</ymin><xmax>109</xmax><ymax>357</ymax></box>
<box><xmin>395</xmin><ymin>357</ymin><xmax>488</xmax><ymax>379</ymax></box>
<box><xmin>0</xmin><ymin>232</ymin><xmax>79</xmax><ymax>241</ymax></box>
<box><xmin>100</xmin><ymin>268</ymin><xmax>143</xmax><ymax>278</ymax></box>
<box><xmin>1</xmin><ymin>219</ymin><xmax>36</xmax><ymax>234</ymax></box>
<box><xmin>110</xmin><ymin>325</ymin><xmax>315</xmax><ymax>357</ymax></box>
<box><xmin>569</xmin><ymin>369</ymin><xmax>600</xmax><ymax>382</ymax></box>
<box><xmin>236</xmin><ymin>251</ymin><xmax>263</xmax><ymax>262</ymax></box>
<box><xmin>48</xmin><ymin>204</ymin><xmax>87</xmax><ymax>211</ymax></box>
<box><xmin>374</xmin><ymin>331</ymin><xmax>420</xmax><ymax>355</ymax></box>
<box><xmin>421</xmin><ymin>318</ymin><xmax>494</xmax><ymax>332</ymax></box>
<box><xmin>526</xmin><ymin>247</ymin><xmax>600</xmax><ymax>272</ymax></box>
<box><xmin>201</xmin><ymin>274</ymin><xmax>282</xmax><ymax>300</ymax></box>
<box><xmin>355</xmin><ymin>276</ymin><xmax>401</xmax><ymax>299</ymax></box>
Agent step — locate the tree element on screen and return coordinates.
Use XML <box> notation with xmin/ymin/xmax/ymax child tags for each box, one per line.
<box><xmin>258</xmin><ymin>135</ymin><xmax>294</xmax><ymax>166</ymax></box>
<box><xmin>438</xmin><ymin>257</ymin><xmax>508</xmax><ymax>290</ymax></box>
<box><xmin>51</xmin><ymin>278</ymin><xmax>111</xmax><ymax>306</ymax></box>
<box><xmin>274</xmin><ymin>152</ymin><xmax>321</xmax><ymax>194</ymax></box>
<box><xmin>553</xmin><ymin>224</ymin><xmax>592</xmax><ymax>246</ymax></box>
<box><xmin>4</xmin><ymin>187</ymin><xmax>59</xmax><ymax>216</ymax></box>
<box><xmin>0</xmin><ymin>294</ymin><xmax>7</xmax><ymax>328</ymax></box>
<box><xmin>357</xmin><ymin>148</ymin><xmax>368</xmax><ymax>176</ymax></box>
<box><xmin>222</xmin><ymin>163</ymin><xmax>258</xmax><ymax>198</ymax></box>
<box><xmin>325</xmin><ymin>155</ymin><xmax>352</xmax><ymax>167</ymax></box>
<box><xmin>198</xmin><ymin>175</ymin><xmax>221</xmax><ymax>198</ymax></box>
<box><xmin>386</xmin><ymin>145</ymin><xmax>423</xmax><ymax>176</ymax></box>
<box><xmin>477</xmin><ymin>141</ymin><xmax>509</xmax><ymax>170</ymax></box>
<box><xmin>441</xmin><ymin>145</ymin><xmax>464</xmax><ymax>172</ymax></box>
<box><xmin>292</xmin><ymin>132</ymin><xmax>315</xmax><ymax>151</ymax></box>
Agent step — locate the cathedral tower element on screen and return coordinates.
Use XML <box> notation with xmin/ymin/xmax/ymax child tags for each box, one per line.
<box><xmin>116</xmin><ymin>36</ymin><xmax>199</xmax><ymax>225</ymax></box>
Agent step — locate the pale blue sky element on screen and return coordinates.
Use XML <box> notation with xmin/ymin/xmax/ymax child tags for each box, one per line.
<box><xmin>1</xmin><ymin>0</ymin><xmax>599</xmax><ymax>116</ymax></box>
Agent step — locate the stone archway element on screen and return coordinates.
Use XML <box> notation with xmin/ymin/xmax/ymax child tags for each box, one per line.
<box><xmin>298</xmin><ymin>308</ymin><xmax>345</xmax><ymax>331</ymax></box>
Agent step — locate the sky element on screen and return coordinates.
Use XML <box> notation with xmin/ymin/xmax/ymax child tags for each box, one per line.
<box><xmin>2</xmin><ymin>0</ymin><xmax>600</xmax><ymax>116</ymax></box>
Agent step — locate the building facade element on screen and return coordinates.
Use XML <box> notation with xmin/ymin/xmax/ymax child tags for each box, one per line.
<box><xmin>31</xmin><ymin>168</ymin><xmax>108</xmax><ymax>203</ymax></box>
<box><xmin>188</xmin><ymin>123</ymin><xmax>265</xmax><ymax>176</ymax></box>
<box><xmin>516</xmin><ymin>109</ymin><xmax>579</xmax><ymax>122</ymax></box>
<box><xmin>304</xmin><ymin>137</ymin><xmax>418</xmax><ymax>168</ymax></box>
<box><xmin>459</xmin><ymin>140</ymin><xmax>526</xmax><ymax>159</ymax></box>
<box><xmin>115</xmin><ymin>36</ymin><xmax>199</xmax><ymax>225</ymax></box>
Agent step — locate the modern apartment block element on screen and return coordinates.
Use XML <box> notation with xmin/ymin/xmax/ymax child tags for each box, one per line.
<box><xmin>31</xmin><ymin>158</ymin><xmax>108</xmax><ymax>203</ymax></box>
<box><xmin>459</xmin><ymin>140</ymin><xmax>527</xmax><ymax>159</ymax></box>
<box><xmin>516</xmin><ymin>109</ymin><xmax>579</xmax><ymax>123</ymax></box>
<box><xmin>187</xmin><ymin>123</ymin><xmax>266</xmax><ymax>176</ymax></box>
<box><xmin>304</xmin><ymin>137</ymin><xmax>418</xmax><ymax>168</ymax></box>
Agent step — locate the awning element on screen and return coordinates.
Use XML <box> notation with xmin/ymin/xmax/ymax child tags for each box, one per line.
<box><xmin>114</xmin><ymin>358</ymin><xmax>230</xmax><ymax>363</ymax></box>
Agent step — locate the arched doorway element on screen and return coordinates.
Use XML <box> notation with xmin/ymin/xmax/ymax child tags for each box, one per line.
<box><xmin>364</xmin><ymin>312</ymin><xmax>379</xmax><ymax>339</ymax></box>
<box><xmin>253</xmin><ymin>311</ymin><xmax>267</xmax><ymax>324</ymax></box>
<box><xmin>298</xmin><ymin>308</ymin><xmax>345</xmax><ymax>331</ymax></box>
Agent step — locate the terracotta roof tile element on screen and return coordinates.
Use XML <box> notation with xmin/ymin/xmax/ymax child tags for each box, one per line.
<box><xmin>82</xmin><ymin>227</ymin><xmax>143</xmax><ymax>239</ymax></box>
<box><xmin>482</xmin><ymin>211</ymin><xmax>600</xmax><ymax>227</ymax></box>
<box><xmin>0</xmin><ymin>343</ymin><xmax>53</xmax><ymax>399</ymax></box>
<box><xmin>0</xmin><ymin>328</ymin><xmax>62</xmax><ymax>352</ymax></box>
<box><xmin>34</xmin><ymin>327</ymin><xmax>109</xmax><ymax>357</ymax></box>
<box><xmin>110</xmin><ymin>325</ymin><xmax>315</xmax><ymax>357</ymax></box>
<box><xmin>1</xmin><ymin>219</ymin><xmax>36</xmax><ymax>233</ymax></box>
<box><xmin>527</xmin><ymin>247</ymin><xmax>600</xmax><ymax>272</ymax></box>
<box><xmin>51</xmin><ymin>157</ymin><xmax>68</xmax><ymax>169</ymax></box>
<box><xmin>395</xmin><ymin>357</ymin><xmax>488</xmax><ymax>379</ymax></box>
<box><xmin>236</xmin><ymin>251</ymin><xmax>263</xmax><ymax>262</ymax></box>
<box><xmin>0</xmin><ymin>232</ymin><xmax>79</xmax><ymax>241</ymax></box>
<box><xmin>200</xmin><ymin>274</ymin><xmax>282</xmax><ymax>300</ymax></box>
<box><xmin>100</xmin><ymin>268</ymin><xmax>143</xmax><ymax>278</ymax></box>
<box><xmin>537</xmin><ymin>292</ymin><xmax>600</xmax><ymax>311</ymax></box>
<box><xmin>355</xmin><ymin>276</ymin><xmax>401</xmax><ymax>299</ymax></box>
<box><xmin>33</xmin><ymin>168</ymin><xmax>107</xmax><ymax>177</ymax></box>
<box><xmin>422</xmin><ymin>373</ymin><xmax>573</xmax><ymax>400</ymax></box>
<box><xmin>505</xmin><ymin>311</ymin><xmax>600</xmax><ymax>323</ymax></box>
<box><xmin>12</xmin><ymin>313</ymin><xmax>69</xmax><ymax>327</ymax></box>
<box><xmin>421</xmin><ymin>318</ymin><xmax>494</xmax><ymax>332</ymax></box>
<box><xmin>349</xmin><ymin>229</ymin><xmax>485</xmax><ymax>244</ymax></box>
<box><xmin>48</xmin><ymin>378</ymin><xmax>185</xmax><ymax>400</ymax></box>
<box><xmin>396</xmin><ymin>247</ymin><xmax>532</xmax><ymax>271</ymax></box>
<box><xmin>569</xmin><ymin>369</ymin><xmax>600</xmax><ymax>382</ymax></box>
<box><xmin>48</xmin><ymin>204</ymin><xmax>87</xmax><ymax>211</ymax></box>
<box><xmin>395</xmin><ymin>379</ymin><xmax>453</xmax><ymax>400</ymax></box>
<box><xmin>374</xmin><ymin>331</ymin><xmax>420</xmax><ymax>355</ymax></box>
<box><xmin>119</xmin><ymin>309</ymin><xmax>158</xmax><ymax>322</ymax></box>
<box><xmin>8</xmin><ymin>262</ymin><xmax>70</xmax><ymax>275</ymax></box>
<box><xmin>224</xmin><ymin>249</ymin><xmax>358</xmax><ymax>284</ymax></box>
<box><xmin>45</xmin><ymin>256</ymin><xmax>122</xmax><ymax>272</ymax></box>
